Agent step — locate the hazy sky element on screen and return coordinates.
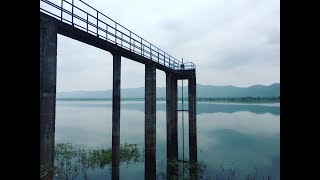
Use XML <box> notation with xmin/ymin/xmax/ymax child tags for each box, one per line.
<box><xmin>51</xmin><ymin>0</ymin><xmax>280</xmax><ymax>92</ymax></box>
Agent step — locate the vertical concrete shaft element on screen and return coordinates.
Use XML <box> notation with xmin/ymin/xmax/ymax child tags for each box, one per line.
<box><xmin>172</xmin><ymin>77</ymin><xmax>178</xmax><ymax>162</ymax></box>
<box><xmin>145</xmin><ymin>63</ymin><xmax>156</xmax><ymax>180</ymax></box>
<box><xmin>172</xmin><ymin>77</ymin><xmax>178</xmax><ymax>159</ymax></box>
<box><xmin>40</xmin><ymin>14</ymin><xmax>57</xmax><ymax>180</ymax></box>
<box><xmin>166</xmin><ymin>73</ymin><xmax>173</xmax><ymax>161</ymax></box>
<box><xmin>166</xmin><ymin>73</ymin><xmax>178</xmax><ymax>178</ymax></box>
<box><xmin>112</xmin><ymin>54</ymin><xmax>121</xmax><ymax>180</ymax></box>
<box><xmin>188</xmin><ymin>73</ymin><xmax>198</xmax><ymax>179</ymax></box>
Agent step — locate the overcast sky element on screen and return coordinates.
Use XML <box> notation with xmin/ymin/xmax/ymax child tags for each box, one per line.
<box><xmin>52</xmin><ymin>0</ymin><xmax>279</xmax><ymax>92</ymax></box>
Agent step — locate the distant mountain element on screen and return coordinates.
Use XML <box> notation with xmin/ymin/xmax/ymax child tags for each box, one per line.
<box><xmin>195</xmin><ymin>83</ymin><xmax>280</xmax><ymax>98</ymax></box>
<box><xmin>56</xmin><ymin>83</ymin><xmax>280</xmax><ymax>98</ymax></box>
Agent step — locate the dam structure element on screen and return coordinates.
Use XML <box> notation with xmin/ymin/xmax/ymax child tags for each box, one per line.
<box><xmin>40</xmin><ymin>0</ymin><xmax>197</xmax><ymax>179</ymax></box>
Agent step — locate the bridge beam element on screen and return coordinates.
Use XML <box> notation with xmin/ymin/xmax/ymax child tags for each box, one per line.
<box><xmin>188</xmin><ymin>73</ymin><xmax>198</xmax><ymax>179</ymax></box>
<box><xmin>112</xmin><ymin>53</ymin><xmax>121</xmax><ymax>180</ymax></box>
<box><xmin>145</xmin><ymin>63</ymin><xmax>156</xmax><ymax>180</ymax></box>
<box><xmin>40</xmin><ymin>14</ymin><xmax>57</xmax><ymax>180</ymax></box>
<box><xmin>166</xmin><ymin>73</ymin><xmax>178</xmax><ymax>178</ymax></box>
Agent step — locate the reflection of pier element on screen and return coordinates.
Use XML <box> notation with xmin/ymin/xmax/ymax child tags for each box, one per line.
<box><xmin>40</xmin><ymin>0</ymin><xmax>197</xmax><ymax>179</ymax></box>
<box><xmin>54</xmin><ymin>101</ymin><xmax>279</xmax><ymax>115</ymax></box>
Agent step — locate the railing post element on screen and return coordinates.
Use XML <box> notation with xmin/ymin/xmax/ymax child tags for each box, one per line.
<box><xmin>96</xmin><ymin>11</ymin><xmax>99</xmax><ymax>37</ymax></box>
<box><xmin>121</xmin><ymin>33</ymin><xmax>123</xmax><ymax>47</ymax></box>
<box><xmin>150</xmin><ymin>43</ymin><xmax>152</xmax><ymax>60</ymax></box>
<box><xmin>130</xmin><ymin>31</ymin><xmax>131</xmax><ymax>51</ymax></box>
<box><xmin>115</xmin><ymin>23</ymin><xmax>117</xmax><ymax>44</ymax></box>
<box><xmin>164</xmin><ymin>52</ymin><xmax>166</xmax><ymax>66</ymax></box>
<box><xmin>173</xmin><ymin>59</ymin><xmax>175</xmax><ymax>70</ymax></box>
<box><xmin>157</xmin><ymin>49</ymin><xmax>159</xmax><ymax>63</ymax></box>
<box><xmin>106</xmin><ymin>25</ymin><xmax>108</xmax><ymax>40</ymax></box>
<box><xmin>60</xmin><ymin>0</ymin><xmax>63</xmax><ymax>21</ymax></box>
<box><xmin>141</xmin><ymin>38</ymin><xmax>143</xmax><ymax>56</ymax></box>
<box><xmin>169</xmin><ymin>55</ymin><xmax>171</xmax><ymax>68</ymax></box>
<box><xmin>71</xmin><ymin>0</ymin><xmax>74</xmax><ymax>26</ymax></box>
<box><xmin>176</xmin><ymin>60</ymin><xmax>178</xmax><ymax>70</ymax></box>
<box><xmin>86</xmin><ymin>13</ymin><xmax>88</xmax><ymax>33</ymax></box>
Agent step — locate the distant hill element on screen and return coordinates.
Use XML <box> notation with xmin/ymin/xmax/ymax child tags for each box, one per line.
<box><xmin>57</xmin><ymin>83</ymin><xmax>279</xmax><ymax>98</ymax></box>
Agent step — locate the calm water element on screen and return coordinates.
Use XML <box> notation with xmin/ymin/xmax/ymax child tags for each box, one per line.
<box><xmin>55</xmin><ymin>100</ymin><xmax>280</xmax><ymax>179</ymax></box>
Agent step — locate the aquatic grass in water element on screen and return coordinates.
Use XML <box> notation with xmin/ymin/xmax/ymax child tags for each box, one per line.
<box><xmin>40</xmin><ymin>143</ymin><xmax>142</xmax><ymax>180</ymax></box>
<box><xmin>41</xmin><ymin>142</ymin><xmax>276</xmax><ymax>180</ymax></box>
<box><xmin>157</xmin><ymin>159</ymin><xmax>208</xmax><ymax>180</ymax></box>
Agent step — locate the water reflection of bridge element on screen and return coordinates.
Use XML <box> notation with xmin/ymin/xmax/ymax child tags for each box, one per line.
<box><xmin>56</xmin><ymin>101</ymin><xmax>280</xmax><ymax>115</ymax></box>
<box><xmin>40</xmin><ymin>0</ymin><xmax>197</xmax><ymax>179</ymax></box>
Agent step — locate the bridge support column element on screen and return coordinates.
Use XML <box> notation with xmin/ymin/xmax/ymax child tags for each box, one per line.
<box><xmin>188</xmin><ymin>73</ymin><xmax>198</xmax><ymax>179</ymax></box>
<box><xmin>166</xmin><ymin>73</ymin><xmax>178</xmax><ymax>178</ymax></box>
<box><xmin>40</xmin><ymin>15</ymin><xmax>57</xmax><ymax>180</ymax></box>
<box><xmin>145</xmin><ymin>63</ymin><xmax>156</xmax><ymax>180</ymax></box>
<box><xmin>112</xmin><ymin>53</ymin><xmax>121</xmax><ymax>180</ymax></box>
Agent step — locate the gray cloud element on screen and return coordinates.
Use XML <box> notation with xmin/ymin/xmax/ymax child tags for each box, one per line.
<box><xmin>46</xmin><ymin>0</ymin><xmax>279</xmax><ymax>91</ymax></box>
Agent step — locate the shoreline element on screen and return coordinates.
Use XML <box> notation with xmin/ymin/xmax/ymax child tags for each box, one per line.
<box><xmin>56</xmin><ymin>97</ymin><xmax>280</xmax><ymax>104</ymax></box>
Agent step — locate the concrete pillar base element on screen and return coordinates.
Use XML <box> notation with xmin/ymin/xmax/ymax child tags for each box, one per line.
<box><xmin>188</xmin><ymin>73</ymin><xmax>198</xmax><ymax>179</ymax></box>
<box><xmin>112</xmin><ymin>53</ymin><xmax>121</xmax><ymax>180</ymax></box>
<box><xmin>40</xmin><ymin>14</ymin><xmax>57</xmax><ymax>180</ymax></box>
<box><xmin>145</xmin><ymin>63</ymin><xmax>156</xmax><ymax>180</ymax></box>
<box><xmin>166</xmin><ymin>73</ymin><xmax>178</xmax><ymax>178</ymax></box>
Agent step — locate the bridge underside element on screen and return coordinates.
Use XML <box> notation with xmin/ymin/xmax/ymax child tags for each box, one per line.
<box><xmin>42</xmin><ymin>12</ymin><xmax>193</xmax><ymax>75</ymax></box>
<box><xmin>40</xmin><ymin>12</ymin><xmax>197</xmax><ymax>180</ymax></box>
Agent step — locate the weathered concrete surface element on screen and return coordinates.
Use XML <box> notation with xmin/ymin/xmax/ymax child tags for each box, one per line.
<box><xmin>145</xmin><ymin>63</ymin><xmax>156</xmax><ymax>180</ymax></box>
<box><xmin>112</xmin><ymin>53</ymin><xmax>121</xmax><ymax>180</ymax></box>
<box><xmin>40</xmin><ymin>13</ymin><xmax>57</xmax><ymax>180</ymax></box>
<box><xmin>166</xmin><ymin>73</ymin><xmax>178</xmax><ymax>178</ymax></box>
<box><xmin>188</xmin><ymin>73</ymin><xmax>198</xmax><ymax>179</ymax></box>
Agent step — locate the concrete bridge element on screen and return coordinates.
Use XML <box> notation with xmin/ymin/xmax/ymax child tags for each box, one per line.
<box><xmin>40</xmin><ymin>0</ymin><xmax>197</xmax><ymax>179</ymax></box>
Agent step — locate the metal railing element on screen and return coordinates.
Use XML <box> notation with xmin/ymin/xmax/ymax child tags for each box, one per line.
<box><xmin>40</xmin><ymin>0</ymin><xmax>196</xmax><ymax>70</ymax></box>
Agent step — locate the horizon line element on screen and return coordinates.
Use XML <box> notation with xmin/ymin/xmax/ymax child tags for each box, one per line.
<box><xmin>57</xmin><ymin>82</ymin><xmax>280</xmax><ymax>93</ymax></box>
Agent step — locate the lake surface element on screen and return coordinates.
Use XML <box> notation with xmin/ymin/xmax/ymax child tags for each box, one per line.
<box><xmin>55</xmin><ymin>100</ymin><xmax>280</xmax><ymax>180</ymax></box>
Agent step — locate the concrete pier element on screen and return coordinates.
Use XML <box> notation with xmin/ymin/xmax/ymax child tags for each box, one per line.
<box><xmin>166</xmin><ymin>73</ymin><xmax>178</xmax><ymax>177</ymax></box>
<box><xmin>172</xmin><ymin>76</ymin><xmax>178</xmax><ymax>159</ymax></box>
<box><xmin>112</xmin><ymin>53</ymin><xmax>121</xmax><ymax>180</ymax></box>
<box><xmin>145</xmin><ymin>63</ymin><xmax>156</xmax><ymax>180</ymax></box>
<box><xmin>40</xmin><ymin>14</ymin><xmax>57</xmax><ymax>180</ymax></box>
<box><xmin>188</xmin><ymin>73</ymin><xmax>198</xmax><ymax>179</ymax></box>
